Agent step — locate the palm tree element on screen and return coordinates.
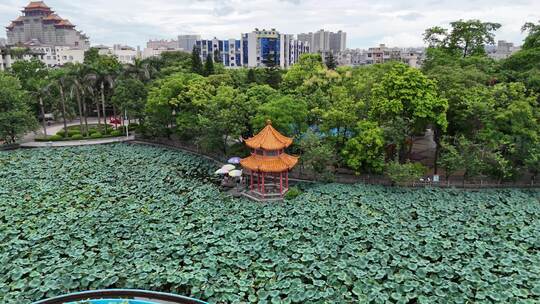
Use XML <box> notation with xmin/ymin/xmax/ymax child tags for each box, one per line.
<box><xmin>28</xmin><ymin>77</ymin><xmax>53</xmax><ymax>137</ymax></box>
<box><xmin>124</xmin><ymin>58</ymin><xmax>154</xmax><ymax>82</ymax></box>
<box><xmin>67</xmin><ymin>63</ymin><xmax>89</xmax><ymax>136</ymax></box>
<box><xmin>52</xmin><ymin>69</ymin><xmax>71</xmax><ymax>138</ymax></box>
<box><xmin>87</xmin><ymin>61</ymin><xmax>120</xmax><ymax>134</ymax></box>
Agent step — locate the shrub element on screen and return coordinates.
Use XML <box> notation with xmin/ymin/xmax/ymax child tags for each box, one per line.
<box><xmin>90</xmin><ymin>132</ymin><xmax>103</xmax><ymax>139</ymax></box>
<box><xmin>385</xmin><ymin>161</ymin><xmax>427</xmax><ymax>186</ymax></box>
<box><xmin>110</xmin><ymin>130</ymin><xmax>122</xmax><ymax>137</ymax></box>
<box><xmin>285</xmin><ymin>186</ymin><xmax>302</xmax><ymax>200</ymax></box>
<box><xmin>70</xmin><ymin>134</ymin><xmax>84</xmax><ymax>140</ymax></box>
<box><xmin>56</xmin><ymin>129</ymin><xmax>80</xmax><ymax>137</ymax></box>
<box><xmin>48</xmin><ymin>134</ymin><xmax>63</xmax><ymax>141</ymax></box>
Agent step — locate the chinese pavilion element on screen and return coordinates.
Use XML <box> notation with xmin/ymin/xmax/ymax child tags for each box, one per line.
<box><xmin>240</xmin><ymin>120</ymin><xmax>299</xmax><ymax>201</ymax></box>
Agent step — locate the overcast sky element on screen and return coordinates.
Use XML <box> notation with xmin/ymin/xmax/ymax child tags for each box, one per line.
<box><xmin>1</xmin><ymin>0</ymin><xmax>539</xmax><ymax>48</ymax></box>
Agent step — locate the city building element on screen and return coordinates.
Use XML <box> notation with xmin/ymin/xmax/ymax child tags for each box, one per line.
<box><xmin>96</xmin><ymin>44</ymin><xmax>141</xmax><ymax>64</ymax></box>
<box><xmin>297</xmin><ymin>29</ymin><xmax>346</xmax><ymax>54</ymax></box>
<box><xmin>143</xmin><ymin>39</ymin><xmax>185</xmax><ymax>59</ymax></box>
<box><xmin>178</xmin><ymin>35</ymin><xmax>200</xmax><ymax>52</ymax></box>
<box><xmin>0</xmin><ymin>38</ymin><xmax>6</xmax><ymax>47</ymax></box>
<box><xmin>487</xmin><ymin>40</ymin><xmax>520</xmax><ymax>60</ymax></box>
<box><xmin>145</xmin><ymin>29</ymin><xmax>309</xmax><ymax>68</ymax></box>
<box><xmin>241</xmin><ymin>28</ymin><xmax>309</xmax><ymax>68</ymax></box>
<box><xmin>146</xmin><ymin>39</ymin><xmax>179</xmax><ymax>50</ymax></box>
<box><xmin>4</xmin><ymin>1</ymin><xmax>89</xmax><ymax>67</ymax></box>
<box><xmin>0</xmin><ymin>47</ymin><xmax>11</xmax><ymax>71</ymax></box>
<box><xmin>6</xmin><ymin>1</ymin><xmax>89</xmax><ymax>48</ymax></box>
<box><xmin>196</xmin><ymin>38</ymin><xmax>242</xmax><ymax>67</ymax></box>
<box><xmin>336</xmin><ymin>45</ymin><xmax>425</xmax><ymax>68</ymax></box>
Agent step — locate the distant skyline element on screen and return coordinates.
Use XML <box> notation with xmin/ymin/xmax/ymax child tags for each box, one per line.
<box><xmin>1</xmin><ymin>0</ymin><xmax>539</xmax><ymax>48</ymax></box>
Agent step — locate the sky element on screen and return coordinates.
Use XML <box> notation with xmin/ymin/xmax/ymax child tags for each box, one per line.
<box><xmin>1</xmin><ymin>0</ymin><xmax>539</xmax><ymax>49</ymax></box>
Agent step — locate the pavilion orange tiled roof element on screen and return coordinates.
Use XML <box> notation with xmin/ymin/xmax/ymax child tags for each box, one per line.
<box><xmin>244</xmin><ymin>120</ymin><xmax>293</xmax><ymax>150</ymax></box>
<box><xmin>240</xmin><ymin>153</ymin><xmax>299</xmax><ymax>173</ymax></box>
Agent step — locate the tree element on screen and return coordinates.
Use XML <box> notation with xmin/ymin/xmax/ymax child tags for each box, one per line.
<box><xmin>325</xmin><ymin>53</ymin><xmax>337</xmax><ymax>70</ymax></box>
<box><xmin>385</xmin><ymin>161</ymin><xmax>427</xmax><ymax>186</ymax></box>
<box><xmin>83</xmin><ymin>47</ymin><xmax>100</xmax><ymax>65</ymax></box>
<box><xmin>204</xmin><ymin>53</ymin><xmax>215</xmax><ymax>76</ymax></box>
<box><xmin>112</xmin><ymin>78</ymin><xmax>148</xmax><ymax>123</ymax></box>
<box><xmin>252</xmin><ymin>95</ymin><xmax>308</xmax><ymax>137</ymax></box>
<box><xmin>437</xmin><ymin>139</ymin><xmax>464</xmax><ymax>182</ymax></box>
<box><xmin>67</xmin><ymin>63</ymin><xmax>91</xmax><ymax>136</ymax></box>
<box><xmin>191</xmin><ymin>46</ymin><xmax>204</xmax><ymax>75</ymax></box>
<box><xmin>198</xmin><ymin>86</ymin><xmax>248</xmax><ymax>154</ymax></box>
<box><xmin>88</xmin><ymin>55</ymin><xmax>122</xmax><ymax>134</ymax></box>
<box><xmin>342</xmin><ymin>121</ymin><xmax>385</xmax><ymax>174</ymax></box>
<box><xmin>298</xmin><ymin>129</ymin><xmax>336</xmax><ymax>181</ymax></box>
<box><xmin>124</xmin><ymin>58</ymin><xmax>154</xmax><ymax>82</ymax></box>
<box><xmin>282</xmin><ymin>53</ymin><xmax>324</xmax><ymax>92</ymax></box>
<box><xmin>0</xmin><ymin>73</ymin><xmax>37</xmax><ymax>144</ymax></box>
<box><xmin>424</xmin><ymin>19</ymin><xmax>501</xmax><ymax>57</ymax></box>
<box><xmin>51</xmin><ymin>69</ymin><xmax>72</xmax><ymax>138</ymax></box>
<box><xmin>213</xmin><ymin>49</ymin><xmax>222</xmax><ymax>64</ymax></box>
<box><xmin>370</xmin><ymin>63</ymin><xmax>448</xmax><ymax>165</ymax></box>
<box><xmin>247</xmin><ymin>69</ymin><xmax>257</xmax><ymax>84</ymax></box>
<box><xmin>521</xmin><ymin>21</ymin><xmax>540</xmax><ymax>50</ymax></box>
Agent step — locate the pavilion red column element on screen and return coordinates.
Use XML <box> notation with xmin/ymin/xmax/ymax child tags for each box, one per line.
<box><xmin>257</xmin><ymin>172</ymin><xmax>261</xmax><ymax>192</ymax></box>
<box><xmin>280</xmin><ymin>172</ymin><xmax>283</xmax><ymax>195</ymax></box>
<box><xmin>262</xmin><ymin>172</ymin><xmax>265</xmax><ymax>194</ymax></box>
<box><xmin>286</xmin><ymin>171</ymin><xmax>289</xmax><ymax>189</ymax></box>
<box><xmin>250</xmin><ymin>171</ymin><xmax>254</xmax><ymax>190</ymax></box>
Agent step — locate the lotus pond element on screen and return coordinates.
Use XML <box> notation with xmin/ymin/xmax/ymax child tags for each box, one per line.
<box><xmin>1</xmin><ymin>144</ymin><xmax>539</xmax><ymax>303</ymax></box>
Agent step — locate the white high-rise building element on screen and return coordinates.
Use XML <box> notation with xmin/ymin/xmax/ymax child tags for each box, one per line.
<box><xmin>241</xmin><ymin>28</ymin><xmax>309</xmax><ymax>68</ymax></box>
<box><xmin>297</xmin><ymin>29</ymin><xmax>346</xmax><ymax>54</ymax></box>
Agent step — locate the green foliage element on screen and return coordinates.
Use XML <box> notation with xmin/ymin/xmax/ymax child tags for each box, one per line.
<box><xmin>0</xmin><ymin>73</ymin><xmax>37</xmax><ymax>144</ymax></box>
<box><xmin>252</xmin><ymin>96</ymin><xmax>308</xmax><ymax>137</ymax></box>
<box><xmin>83</xmin><ymin>47</ymin><xmax>100</xmax><ymax>65</ymax></box>
<box><xmin>70</xmin><ymin>134</ymin><xmax>84</xmax><ymax>140</ymax></box>
<box><xmin>204</xmin><ymin>53</ymin><xmax>215</xmax><ymax>76</ymax></box>
<box><xmin>521</xmin><ymin>21</ymin><xmax>540</xmax><ymax>50</ymax></box>
<box><xmin>191</xmin><ymin>47</ymin><xmax>204</xmax><ymax>75</ymax></box>
<box><xmin>1</xmin><ymin>145</ymin><xmax>539</xmax><ymax>303</ymax></box>
<box><xmin>437</xmin><ymin>139</ymin><xmax>464</xmax><ymax>180</ymax></box>
<box><xmin>325</xmin><ymin>53</ymin><xmax>337</xmax><ymax>70</ymax></box>
<box><xmin>284</xmin><ymin>186</ymin><xmax>302</xmax><ymax>200</ymax></box>
<box><xmin>112</xmin><ymin>78</ymin><xmax>148</xmax><ymax>121</ymax></box>
<box><xmin>342</xmin><ymin>121</ymin><xmax>385</xmax><ymax>174</ymax></box>
<box><xmin>424</xmin><ymin>19</ymin><xmax>501</xmax><ymax>57</ymax></box>
<box><xmin>298</xmin><ymin>130</ymin><xmax>336</xmax><ymax>181</ymax></box>
<box><xmin>282</xmin><ymin>53</ymin><xmax>324</xmax><ymax>92</ymax></box>
<box><xmin>47</xmin><ymin>134</ymin><xmax>63</xmax><ymax>141</ymax></box>
<box><xmin>110</xmin><ymin>130</ymin><xmax>122</xmax><ymax>137</ymax></box>
<box><xmin>90</xmin><ymin>132</ymin><xmax>103</xmax><ymax>139</ymax></box>
<box><xmin>385</xmin><ymin>161</ymin><xmax>427</xmax><ymax>185</ymax></box>
<box><xmin>57</xmin><ymin>129</ymin><xmax>81</xmax><ymax>137</ymax></box>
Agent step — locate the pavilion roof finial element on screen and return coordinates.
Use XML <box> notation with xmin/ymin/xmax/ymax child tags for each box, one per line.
<box><xmin>266</xmin><ymin>119</ymin><xmax>272</xmax><ymax>126</ymax></box>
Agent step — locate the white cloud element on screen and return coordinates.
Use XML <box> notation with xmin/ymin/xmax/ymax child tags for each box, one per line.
<box><xmin>1</xmin><ymin>0</ymin><xmax>539</xmax><ymax>48</ymax></box>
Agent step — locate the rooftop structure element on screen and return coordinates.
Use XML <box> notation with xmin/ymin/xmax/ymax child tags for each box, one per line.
<box><xmin>6</xmin><ymin>1</ymin><xmax>89</xmax><ymax>48</ymax></box>
<box><xmin>240</xmin><ymin>120</ymin><xmax>299</xmax><ymax>201</ymax></box>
